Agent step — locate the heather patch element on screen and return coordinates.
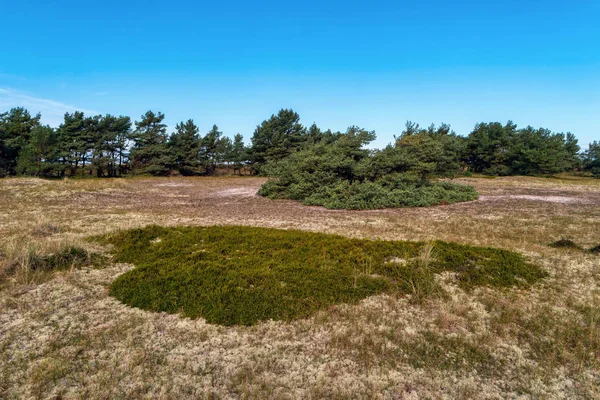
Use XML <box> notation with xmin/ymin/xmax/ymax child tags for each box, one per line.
<box><xmin>98</xmin><ymin>226</ymin><xmax>547</xmax><ymax>325</ymax></box>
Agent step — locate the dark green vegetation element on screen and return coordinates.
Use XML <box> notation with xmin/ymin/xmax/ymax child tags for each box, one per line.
<box><xmin>549</xmin><ymin>239</ymin><xmax>582</xmax><ymax>250</ymax></box>
<box><xmin>584</xmin><ymin>141</ymin><xmax>600</xmax><ymax>178</ymax></box>
<box><xmin>0</xmin><ymin>107</ymin><xmax>593</xmax><ymax>179</ymax></box>
<box><xmin>549</xmin><ymin>239</ymin><xmax>600</xmax><ymax>254</ymax></box>
<box><xmin>98</xmin><ymin>226</ymin><xmax>547</xmax><ymax>326</ymax></box>
<box><xmin>465</xmin><ymin>121</ymin><xmax>582</xmax><ymax>176</ymax></box>
<box><xmin>0</xmin><ymin>108</ymin><xmax>247</xmax><ymax>178</ymax></box>
<box><xmin>258</xmin><ymin>124</ymin><xmax>478</xmax><ymax>209</ymax></box>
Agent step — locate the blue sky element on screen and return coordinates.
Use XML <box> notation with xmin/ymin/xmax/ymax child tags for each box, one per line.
<box><xmin>1</xmin><ymin>0</ymin><xmax>598</xmax><ymax>148</ymax></box>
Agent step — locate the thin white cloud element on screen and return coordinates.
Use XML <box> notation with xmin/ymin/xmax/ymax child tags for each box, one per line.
<box><xmin>0</xmin><ymin>87</ymin><xmax>100</xmax><ymax>127</ymax></box>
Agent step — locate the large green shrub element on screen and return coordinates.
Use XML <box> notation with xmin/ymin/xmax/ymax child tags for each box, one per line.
<box><xmin>258</xmin><ymin>125</ymin><xmax>477</xmax><ymax>209</ymax></box>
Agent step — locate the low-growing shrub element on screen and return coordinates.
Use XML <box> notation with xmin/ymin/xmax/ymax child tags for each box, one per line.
<box><xmin>98</xmin><ymin>226</ymin><xmax>547</xmax><ymax>326</ymax></box>
<box><xmin>589</xmin><ymin>245</ymin><xmax>600</xmax><ymax>254</ymax></box>
<box><xmin>549</xmin><ymin>239</ymin><xmax>581</xmax><ymax>250</ymax></box>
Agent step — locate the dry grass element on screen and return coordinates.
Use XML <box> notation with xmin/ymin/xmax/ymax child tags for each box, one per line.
<box><xmin>1</xmin><ymin>175</ymin><xmax>599</xmax><ymax>398</ymax></box>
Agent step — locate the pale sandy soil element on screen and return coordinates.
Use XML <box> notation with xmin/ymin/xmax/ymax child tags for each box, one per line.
<box><xmin>0</xmin><ymin>176</ymin><xmax>599</xmax><ymax>399</ymax></box>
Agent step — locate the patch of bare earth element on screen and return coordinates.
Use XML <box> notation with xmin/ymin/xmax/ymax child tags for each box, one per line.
<box><xmin>1</xmin><ymin>176</ymin><xmax>599</xmax><ymax>399</ymax></box>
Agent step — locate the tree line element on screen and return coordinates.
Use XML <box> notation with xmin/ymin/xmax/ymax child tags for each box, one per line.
<box><xmin>0</xmin><ymin>107</ymin><xmax>598</xmax><ymax>178</ymax></box>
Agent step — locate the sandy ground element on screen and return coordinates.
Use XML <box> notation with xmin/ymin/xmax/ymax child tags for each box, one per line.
<box><xmin>0</xmin><ymin>176</ymin><xmax>599</xmax><ymax>399</ymax></box>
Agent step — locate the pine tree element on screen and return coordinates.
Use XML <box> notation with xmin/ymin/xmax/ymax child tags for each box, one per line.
<box><xmin>584</xmin><ymin>141</ymin><xmax>600</xmax><ymax>177</ymax></box>
<box><xmin>130</xmin><ymin>111</ymin><xmax>172</xmax><ymax>175</ymax></box>
<box><xmin>92</xmin><ymin>115</ymin><xmax>132</xmax><ymax>177</ymax></box>
<box><xmin>216</xmin><ymin>136</ymin><xmax>233</xmax><ymax>172</ymax></box>
<box><xmin>200</xmin><ymin>125</ymin><xmax>222</xmax><ymax>175</ymax></box>
<box><xmin>0</xmin><ymin>107</ymin><xmax>41</xmax><ymax>176</ymax></box>
<box><xmin>16</xmin><ymin>125</ymin><xmax>61</xmax><ymax>177</ymax></box>
<box><xmin>169</xmin><ymin>119</ymin><xmax>202</xmax><ymax>175</ymax></box>
<box><xmin>231</xmin><ymin>133</ymin><xmax>246</xmax><ymax>174</ymax></box>
<box><xmin>250</xmin><ymin>109</ymin><xmax>306</xmax><ymax>172</ymax></box>
<box><xmin>57</xmin><ymin>111</ymin><xmax>88</xmax><ymax>175</ymax></box>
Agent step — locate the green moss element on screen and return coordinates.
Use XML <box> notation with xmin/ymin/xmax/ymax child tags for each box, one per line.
<box><xmin>97</xmin><ymin>226</ymin><xmax>548</xmax><ymax>326</ymax></box>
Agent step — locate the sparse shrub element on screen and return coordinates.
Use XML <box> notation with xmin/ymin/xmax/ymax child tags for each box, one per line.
<box><xmin>549</xmin><ymin>238</ymin><xmax>581</xmax><ymax>249</ymax></box>
<box><xmin>98</xmin><ymin>226</ymin><xmax>547</xmax><ymax>326</ymax></box>
<box><xmin>589</xmin><ymin>245</ymin><xmax>600</xmax><ymax>254</ymax></box>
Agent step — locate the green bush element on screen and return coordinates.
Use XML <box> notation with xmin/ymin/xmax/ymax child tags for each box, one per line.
<box><xmin>298</xmin><ymin>180</ymin><xmax>478</xmax><ymax>210</ymax></box>
<box><xmin>98</xmin><ymin>226</ymin><xmax>547</xmax><ymax>326</ymax></box>
<box><xmin>258</xmin><ymin>126</ymin><xmax>478</xmax><ymax>209</ymax></box>
<box><xmin>549</xmin><ymin>239</ymin><xmax>581</xmax><ymax>250</ymax></box>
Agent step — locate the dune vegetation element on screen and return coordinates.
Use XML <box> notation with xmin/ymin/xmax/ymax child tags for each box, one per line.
<box><xmin>1</xmin><ymin>176</ymin><xmax>599</xmax><ymax>398</ymax></box>
<box><xmin>98</xmin><ymin>225</ymin><xmax>546</xmax><ymax>325</ymax></box>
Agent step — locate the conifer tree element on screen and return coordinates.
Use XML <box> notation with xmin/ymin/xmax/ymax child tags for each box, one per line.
<box><xmin>16</xmin><ymin>125</ymin><xmax>60</xmax><ymax>176</ymax></box>
<box><xmin>216</xmin><ymin>136</ymin><xmax>233</xmax><ymax>172</ymax></box>
<box><xmin>0</xmin><ymin>107</ymin><xmax>41</xmax><ymax>176</ymax></box>
<box><xmin>57</xmin><ymin>111</ymin><xmax>88</xmax><ymax>175</ymax></box>
<box><xmin>169</xmin><ymin>119</ymin><xmax>202</xmax><ymax>175</ymax></box>
<box><xmin>584</xmin><ymin>141</ymin><xmax>600</xmax><ymax>177</ymax></box>
<box><xmin>130</xmin><ymin>111</ymin><xmax>172</xmax><ymax>175</ymax></box>
<box><xmin>92</xmin><ymin>115</ymin><xmax>132</xmax><ymax>177</ymax></box>
<box><xmin>200</xmin><ymin>125</ymin><xmax>222</xmax><ymax>175</ymax></box>
<box><xmin>250</xmin><ymin>109</ymin><xmax>306</xmax><ymax>171</ymax></box>
<box><xmin>231</xmin><ymin>133</ymin><xmax>246</xmax><ymax>174</ymax></box>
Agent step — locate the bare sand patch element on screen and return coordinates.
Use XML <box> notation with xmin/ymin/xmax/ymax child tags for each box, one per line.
<box><xmin>479</xmin><ymin>194</ymin><xmax>589</xmax><ymax>204</ymax></box>
<box><xmin>154</xmin><ymin>182</ymin><xmax>195</xmax><ymax>188</ymax></box>
<box><xmin>216</xmin><ymin>187</ymin><xmax>258</xmax><ymax>198</ymax></box>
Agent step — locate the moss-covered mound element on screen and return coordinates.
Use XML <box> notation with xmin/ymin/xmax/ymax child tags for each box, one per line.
<box><xmin>99</xmin><ymin>226</ymin><xmax>547</xmax><ymax>326</ymax></box>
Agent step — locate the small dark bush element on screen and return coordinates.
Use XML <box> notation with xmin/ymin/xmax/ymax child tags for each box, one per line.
<box><xmin>589</xmin><ymin>245</ymin><xmax>600</xmax><ymax>254</ymax></box>
<box><xmin>549</xmin><ymin>239</ymin><xmax>581</xmax><ymax>250</ymax></box>
<box><xmin>98</xmin><ymin>226</ymin><xmax>547</xmax><ymax>326</ymax></box>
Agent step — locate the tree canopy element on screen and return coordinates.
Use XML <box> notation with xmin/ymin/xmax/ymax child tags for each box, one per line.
<box><xmin>0</xmin><ymin>106</ymin><xmax>592</xmax><ymax>186</ymax></box>
<box><xmin>258</xmin><ymin>125</ymin><xmax>479</xmax><ymax>209</ymax></box>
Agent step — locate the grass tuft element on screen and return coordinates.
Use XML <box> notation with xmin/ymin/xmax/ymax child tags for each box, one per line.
<box><xmin>0</xmin><ymin>244</ymin><xmax>106</xmax><ymax>286</ymax></box>
<box><xmin>96</xmin><ymin>226</ymin><xmax>548</xmax><ymax>326</ymax></box>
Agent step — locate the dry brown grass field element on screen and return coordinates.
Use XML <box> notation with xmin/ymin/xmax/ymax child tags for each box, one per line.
<box><xmin>1</xmin><ymin>175</ymin><xmax>599</xmax><ymax>399</ymax></box>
